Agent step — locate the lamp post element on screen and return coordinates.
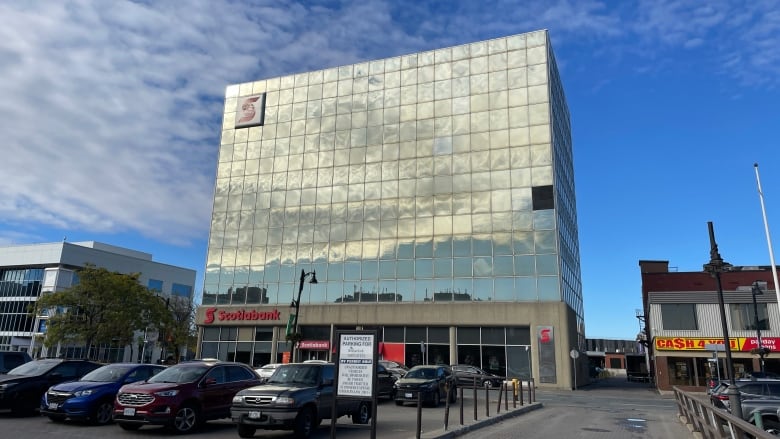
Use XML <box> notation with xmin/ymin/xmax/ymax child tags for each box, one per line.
<box><xmin>752</xmin><ymin>280</ymin><xmax>769</xmax><ymax>373</ymax></box>
<box><xmin>289</xmin><ymin>269</ymin><xmax>317</xmax><ymax>363</ymax></box>
<box><xmin>703</xmin><ymin>222</ymin><xmax>741</xmax><ymax>419</ymax></box>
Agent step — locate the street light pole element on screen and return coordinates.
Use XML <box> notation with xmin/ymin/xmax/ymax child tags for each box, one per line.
<box><xmin>752</xmin><ymin>280</ymin><xmax>766</xmax><ymax>373</ymax></box>
<box><xmin>703</xmin><ymin>222</ymin><xmax>741</xmax><ymax>419</ymax></box>
<box><xmin>290</xmin><ymin>269</ymin><xmax>317</xmax><ymax>363</ymax></box>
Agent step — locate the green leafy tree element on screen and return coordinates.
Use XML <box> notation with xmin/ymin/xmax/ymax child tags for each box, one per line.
<box><xmin>33</xmin><ymin>264</ymin><xmax>171</xmax><ymax>360</ymax></box>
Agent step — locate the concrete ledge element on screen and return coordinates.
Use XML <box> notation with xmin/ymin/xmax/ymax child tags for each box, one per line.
<box><xmin>419</xmin><ymin>402</ymin><xmax>544</xmax><ymax>439</ymax></box>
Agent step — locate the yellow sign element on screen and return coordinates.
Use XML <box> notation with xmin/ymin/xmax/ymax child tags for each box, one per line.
<box><xmin>655</xmin><ymin>337</ymin><xmax>745</xmax><ymax>351</ymax></box>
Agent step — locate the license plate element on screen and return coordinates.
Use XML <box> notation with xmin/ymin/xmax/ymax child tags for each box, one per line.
<box><xmin>405</xmin><ymin>392</ymin><xmax>413</xmax><ymax>398</ymax></box>
<box><xmin>48</xmin><ymin>402</ymin><xmax>58</xmax><ymax>410</ymax></box>
<box><xmin>248</xmin><ymin>411</ymin><xmax>261</xmax><ymax>419</ymax></box>
<box><xmin>123</xmin><ymin>408</ymin><xmax>136</xmax><ymax>416</ymax></box>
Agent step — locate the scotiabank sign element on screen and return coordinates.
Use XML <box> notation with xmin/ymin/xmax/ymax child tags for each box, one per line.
<box><xmin>203</xmin><ymin>307</ymin><xmax>281</xmax><ymax>324</ymax></box>
<box><xmin>655</xmin><ymin>336</ymin><xmax>780</xmax><ymax>351</ymax></box>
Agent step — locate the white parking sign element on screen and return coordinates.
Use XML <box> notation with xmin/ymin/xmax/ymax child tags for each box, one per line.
<box><xmin>337</xmin><ymin>333</ymin><xmax>375</xmax><ymax>398</ymax></box>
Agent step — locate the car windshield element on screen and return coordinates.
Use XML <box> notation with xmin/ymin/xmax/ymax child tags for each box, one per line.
<box><xmin>406</xmin><ymin>368</ymin><xmax>435</xmax><ymax>379</ymax></box>
<box><xmin>7</xmin><ymin>359</ymin><xmax>60</xmax><ymax>376</ymax></box>
<box><xmin>80</xmin><ymin>364</ymin><xmax>134</xmax><ymax>382</ymax></box>
<box><xmin>267</xmin><ymin>365</ymin><xmax>320</xmax><ymax>385</ymax></box>
<box><xmin>148</xmin><ymin>364</ymin><xmax>208</xmax><ymax>383</ymax></box>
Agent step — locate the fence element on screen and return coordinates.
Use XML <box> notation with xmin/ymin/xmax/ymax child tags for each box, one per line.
<box><xmin>408</xmin><ymin>378</ymin><xmax>537</xmax><ymax>439</ymax></box>
<box><xmin>674</xmin><ymin>386</ymin><xmax>777</xmax><ymax>438</ymax></box>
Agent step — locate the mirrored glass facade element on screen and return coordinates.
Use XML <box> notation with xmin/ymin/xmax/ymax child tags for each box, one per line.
<box><xmin>204</xmin><ymin>30</ymin><xmax>582</xmax><ymax>333</ymax></box>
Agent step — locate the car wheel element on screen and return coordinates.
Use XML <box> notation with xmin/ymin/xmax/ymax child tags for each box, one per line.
<box><xmin>171</xmin><ymin>404</ymin><xmax>200</xmax><ymax>434</ymax></box>
<box><xmin>92</xmin><ymin>400</ymin><xmax>114</xmax><ymax>425</ymax></box>
<box><xmin>352</xmin><ymin>402</ymin><xmax>370</xmax><ymax>424</ymax></box>
<box><xmin>237</xmin><ymin>424</ymin><xmax>256</xmax><ymax>438</ymax></box>
<box><xmin>763</xmin><ymin>419</ymin><xmax>780</xmax><ymax>434</ymax></box>
<box><xmin>483</xmin><ymin>380</ymin><xmax>493</xmax><ymax>388</ymax></box>
<box><xmin>395</xmin><ymin>400</ymin><xmax>404</xmax><ymax>406</ymax></box>
<box><xmin>293</xmin><ymin>407</ymin><xmax>315</xmax><ymax>439</ymax></box>
<box><xmin>119</xmin><ymin>423</ymin><xmax>142</xmax><ymax>431</ymax></box>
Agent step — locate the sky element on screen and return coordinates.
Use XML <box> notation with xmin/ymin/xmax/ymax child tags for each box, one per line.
<box><xmin>1</xmin><ymin>0</ymin><xmax>779</xmax><ymax>341</ymax></box>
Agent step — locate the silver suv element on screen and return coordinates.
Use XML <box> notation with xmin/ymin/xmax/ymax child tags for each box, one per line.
<box><xmin>711</xmin><ymin>379</ymin><xmax>780</xmax><ymax>409</ymax></box>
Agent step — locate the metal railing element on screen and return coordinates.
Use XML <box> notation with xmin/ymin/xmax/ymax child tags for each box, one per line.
<box><xmin>408</xmin><ymin>378</ymin><xmax>537</xmax><ymax>438</ymax></box>
<box><xmin>674</xmin><ymin>386</ymin><xmax>777</xmax><ymax>438</ymax></box>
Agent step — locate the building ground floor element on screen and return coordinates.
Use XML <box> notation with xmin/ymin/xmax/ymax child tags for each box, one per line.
<box><xmin>653</xmin><ymin>336</ymin><xmax>780</xmax><ymax>391</ymax></box>
<box><xmin>194</xmin><ymin>301</ymin><xmax>585</xmax><ymax>390</ymax></box>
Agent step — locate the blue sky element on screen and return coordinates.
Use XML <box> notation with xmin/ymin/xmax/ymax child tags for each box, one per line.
<box><xmin>1</xmin><ymin>0</ymin><xmax>779</xmax><ymax>340</ymax></box>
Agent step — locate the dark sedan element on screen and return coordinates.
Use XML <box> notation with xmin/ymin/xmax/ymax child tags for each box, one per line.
<box><xmin>393</xmin><ymin>365</ymin><xmax>456</xmax><ymax>407</ymax></box>
<box><xmin>451</xmin><ymin>364</ymin><xmax>504</xmax><ymax>388</ymax></box>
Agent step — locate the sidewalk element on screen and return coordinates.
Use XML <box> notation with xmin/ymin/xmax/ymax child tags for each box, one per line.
<box><xmin>419</xmin><ymin>399</ymin><xmax>544</xmax><ymax>438</ymax></box>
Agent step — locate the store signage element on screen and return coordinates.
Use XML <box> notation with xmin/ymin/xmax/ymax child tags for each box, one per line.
<box><xmin>299</xmin><ymin>340</ymin><xmax>330</xmax><ymax>350</ymax></box>
<box><xmin>203</xmin><ymin>307</ymin><xmax>281</xmax><ymax>324</ymax></box>
<box><xmin>655</xmin><ymin>336</ymin><xmax>780</xmax><ymax>351</ymax></box>
<box><xmin>234</xmin><ymin>93</ymin><xmax>266</xmax><ymax>128</ymax></box>
<box><xmin>537</xmin><ymin>325</ymin><xmax>557</xmax><ymax>384</ymax></box>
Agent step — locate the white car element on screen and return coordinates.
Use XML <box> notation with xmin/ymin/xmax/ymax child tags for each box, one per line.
<box><xmin>255</xmin><ymin>363</ymin><xmax>283</xmax><ymax>382</ymax></box>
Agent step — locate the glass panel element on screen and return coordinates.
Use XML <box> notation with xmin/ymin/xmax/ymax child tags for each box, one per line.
<box><xmin>536</xmin><ymin>254</ymin><xmax>558</xmax><ymax>275</ymax></box>
<box><xmin>473</xmin><ymin>278</ymin><xmax>492</xmax><ymax>301</ymax></box>
<box><xmin>516</xmin><ymin>277</ymin><xmax>536</xmax><ymax>301</ymax></box>
<box><xmin>514</xmin><ymin>255</ymin><xmax>534</xmax><ymax>276</ymax></box>
<box><xmin>537</xmin><ymin>276</ymin><xmax>560</xmax><ymax>301</ymax></box>
<box><xmin>457</xmin><ymin>327</ymin><xmax>480</xmax><ymax>344</ymax></box>
<box><xmin>494</xmin><ymin>278</ymin><xmax>514</xmax><ymax>301</ymax></box>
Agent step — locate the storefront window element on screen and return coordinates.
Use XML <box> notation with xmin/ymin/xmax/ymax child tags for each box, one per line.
<box><xmin>667</xmin><ymin>358</ymin><xmax>693</xmax><ymax>386</ymax></box>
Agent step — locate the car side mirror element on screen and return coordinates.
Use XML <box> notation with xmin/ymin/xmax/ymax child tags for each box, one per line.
<box><xmin>203</xmin><ymin>377</ymin><xmax>217</xmax><ymax>386</ymax></box>
<box><xmin>48</xmin><ymin>372</ymin><xmax>62</xmax><ymax>380</ymax></box>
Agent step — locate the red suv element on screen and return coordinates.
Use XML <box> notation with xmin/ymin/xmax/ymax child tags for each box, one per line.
<box><xmin>113</xmin><ymin>360</ymin><xmax>261</xmax><ymax>433</ymax></box>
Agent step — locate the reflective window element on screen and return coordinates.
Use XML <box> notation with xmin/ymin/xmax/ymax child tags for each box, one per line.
<box><xmin>209</xmin><ymin>32</ymin><xmax>581</xmax><ymax>317</ymax></box>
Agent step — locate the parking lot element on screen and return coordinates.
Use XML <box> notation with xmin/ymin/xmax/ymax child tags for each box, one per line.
<box><xmin>0</xmin><ymin>386</ymin><xmax>537</xmax><ymax>439</ymax></box>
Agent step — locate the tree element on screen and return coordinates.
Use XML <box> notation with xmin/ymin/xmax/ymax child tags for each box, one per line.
<box><xmin>33</xmin><ymin>264</ymin><xmax>171</xmax><ymax>361</ymax></box>
<box><xmin>158</xmin><ymin>296</ymin><xmax>197</xmax><ymax>363</ymax></box>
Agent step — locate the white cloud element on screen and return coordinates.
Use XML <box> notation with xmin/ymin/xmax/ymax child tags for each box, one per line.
<box><xmin>0</xmin><ymin>0</ymin><xmax>777</xmax><ymax>249</ymax></box>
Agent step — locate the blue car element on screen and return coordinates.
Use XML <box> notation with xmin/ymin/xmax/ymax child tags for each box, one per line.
<box><xmin>41</xmin><ymin>363</ymin><xmax>165</xmax><ymax>424</ymax></box>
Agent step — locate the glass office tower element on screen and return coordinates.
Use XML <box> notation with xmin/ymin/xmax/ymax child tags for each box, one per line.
<box><xmin>198</xmin><ymin>29</ymin><xmax>584</xmax><ymax>389</ymax></box>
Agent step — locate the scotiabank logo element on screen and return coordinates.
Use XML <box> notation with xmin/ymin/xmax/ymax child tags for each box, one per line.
<box><xmin>538</xmin><ymin>326</ymin><xmax>553</xmax><ymax>344</ymax></box>
<box><xmin>203</xmin><ymin>307</ymin><xmax>281</xmax><ymax>324</ymax></box>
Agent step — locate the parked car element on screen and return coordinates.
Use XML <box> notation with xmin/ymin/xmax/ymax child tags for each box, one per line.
<box><xmin>710</xmin><ymin>379</ymin><xmax>780</xmax><ymax>409</ymax></box>
<box><xmin>41</xmin><ymin>363</ymin><xmax>165</xmax><ymax>424</ymax></box>
<box><xmin>376</xmin><ymin>363</ymin><xmax>398</xmax><ymax>400</ymax></box>
<box><xmin>733</xmin><ymin>398</ymin><xmax>780</xmax><ymax>433</ymax></box>
<box><xmin>231</xmin><ymin>362</ymin><xmax>371</xmax><ymax>438</ymax></box>
<box><xmin>113</xmin><ymin>359</ymin><xmax>262</xmax><ymax>433</ymax></box>
<box><xmin>451</xmin><ymin>364</ymin><xmax>504</xmax><ymax>388</ymax></box>
<box><xmin>394</xmin><ymin>364</ymin><xmax>456</xmax><ymax>407</ymax></box>
<box><xmin>255</xmin><ymin>363</ymin><xmax>282</xmax><ymax>383</ymax></box>
<box><xmin>379</xmin><ymin>360</ymin><xmax>408</xmax><ymax>379</ymax></box>
<box><xmin>0</xmin><ymin>351</ymin><xmax>32</xmax><ymax>374</ymax></box>
<box><xmin>0</xmin><ymin>358</ymin><xmax>102</xmax><ymax>414</ymax></box>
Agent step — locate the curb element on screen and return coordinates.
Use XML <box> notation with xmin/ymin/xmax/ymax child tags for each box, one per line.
<box><xmin>418</xmin><ymin>402</ymin><xmax>544</xmax><ymax>439</ymax></box>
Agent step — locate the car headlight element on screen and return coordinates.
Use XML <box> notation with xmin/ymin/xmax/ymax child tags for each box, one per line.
<box><xmin>154</xmin><ymin>389</ymin><xmax>179</xmax><ymax>397</ymax></box>
<box><xmin>423</xmin><ymin>382</ymin><xmax>437</xmax><ymax>390</ymax></box>
<box><xmin>74</xmin><ymin>389</ymin><xmax>94</xmax><ymax>397</ymax></box>
<box><xmin>232</xmin><ymin>395</ymin><xmax>243</xmax><ymax>403</ymax></box>
<box><xmin>274</xmin><ymin>396</ymin><xmax>294</xmax><ymax>406</ymax></box>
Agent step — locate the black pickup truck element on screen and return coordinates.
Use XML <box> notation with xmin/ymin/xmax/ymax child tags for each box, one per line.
<box><xmin>230</xmin><ymin>362</ymin><xmax>370</xmax><ymax>438</ymax></box>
